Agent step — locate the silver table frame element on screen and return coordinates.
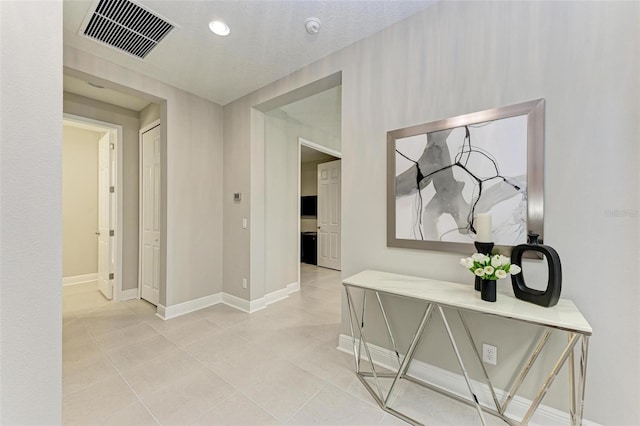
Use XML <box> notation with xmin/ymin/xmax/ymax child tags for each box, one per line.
<box><xmin>343</xmin><ymin>274</ymin><xmax>591</xmax><ymax>426</ymax></box>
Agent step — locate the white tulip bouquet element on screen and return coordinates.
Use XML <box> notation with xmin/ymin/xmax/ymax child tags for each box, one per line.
<box><xmin>460</xmin><ymin>253</ymin><xmax>522</xmax><ymax>281</ymax></box>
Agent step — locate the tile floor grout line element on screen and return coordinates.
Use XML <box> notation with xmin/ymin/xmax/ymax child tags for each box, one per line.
<box><xmin>109</xmin><ymin>365</ymin><xmax>163</xmax><ymax>425</ymax></box>
<box><xmin>61</xmin><ymin>338</ymin><xmax>117</xmax><ymax>399</ymax></box>
<box><xmin>168</xmin><ymin>306</ymin><xmax>335</xmax><ymax>425</ymax></box>
<box><xmin>82</xmin><ymin>315</ymin><xmax>163</xmax><ymax>426</ymax></box>
<box><xmin>62</xmin><ymin>330</ymin><xmax>158</xmax><ymax>421</ymax></box>
<box><xmin>282</xmin><ymin>389</ymin><xmax>322</xmax><ymax>425</ymax></box>
<box><xmin>169</xmin><ymin>344</ymin><xmax>284</xmax><ymax>425</ymax></box>
<box><xmin>92</xmin><ymin>330</ymin><xmax>165</xmax><ymax>355</ymax></box>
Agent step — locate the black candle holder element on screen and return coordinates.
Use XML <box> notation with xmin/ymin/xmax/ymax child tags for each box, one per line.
<box><xmin>473</xmin><ymin>241</ymin><xmax>494</xmax><ymax>291</ymax></box>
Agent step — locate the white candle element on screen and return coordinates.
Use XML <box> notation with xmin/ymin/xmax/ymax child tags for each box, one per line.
<box><xmin>475</xmin><ymin>213</ymin><xmax>492</xmax><ymax>242</ymax></box>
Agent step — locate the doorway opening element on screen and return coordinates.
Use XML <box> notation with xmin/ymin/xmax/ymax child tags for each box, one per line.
<box><xmin>62</xmin><ymin>115</ymin><xmax>122</xmax><ymax>302</ymax></box>
<box><xmin>298</xmin><ymin>138</ymin><xmax>341</xmax><ymax>273</ymax></box>
<box><xmin>63</xmin><ymin>69</ymin><xmax>166</xmax><ymax>317</ymax></box>
<box><xmin>258</xmin><ymin>78</ymin><xmax>342</xmax><ymax>300</ymax></box>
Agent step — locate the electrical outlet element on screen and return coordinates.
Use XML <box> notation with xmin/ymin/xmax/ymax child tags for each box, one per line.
<box><xmin>242</xmin><ymin>278</ymin><xmax>247</xmax><ymax>289</ymax></box>
<box><xmin>483</xmin><ymin>343</ymin><xmax>497</xmax><ymax>365</ymax></box>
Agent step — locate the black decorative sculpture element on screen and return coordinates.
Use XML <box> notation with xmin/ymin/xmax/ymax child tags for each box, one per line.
<box><xmin>510</xmin><ymin>233</ymin><xmax>562</xmax><ymax>307</ymax></box>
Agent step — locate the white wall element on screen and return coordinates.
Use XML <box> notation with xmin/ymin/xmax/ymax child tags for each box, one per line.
<box><xmin>62</xmin><ymin>125</ymin><xmax>101</xmax><ymax>277</ymax></box>
<box><xmin>0</xmin><ymin>1</ymin><xmax>62</xmax><ymax>423</ymax></box>
<box><xmin>64</xmin><ymin>47</ymin><xmax>224</xmax><ymax>307</ymax></box>
<box><xmin>223</xmin><ymin>2</ymin><xmax>639</xmax><ymax>424</ymax></box>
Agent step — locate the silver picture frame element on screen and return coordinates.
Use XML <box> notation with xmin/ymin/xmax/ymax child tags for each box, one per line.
<box><xmin>387</xmin><ymin>99</ymin><xmax>545</xmax><ymax>255</ymax></box>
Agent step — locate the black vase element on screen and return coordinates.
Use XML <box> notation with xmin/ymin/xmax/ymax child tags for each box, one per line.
<box><xmin>474</xmin><ymin>241</ymin><xmax>494</xmax><ymax>291</ymax></box>
<box><xmin>481</xmin><ymin>279</ymin><xmax>497</xmax><ymax>302</ymax></box>
<box><xmin>510</xmin><ymin>232</ymin><xmax>562</xmax><ymax>307</ymax></box>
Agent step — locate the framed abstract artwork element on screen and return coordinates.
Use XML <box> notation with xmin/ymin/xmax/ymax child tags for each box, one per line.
<box><xmin>387</xmin><ymin>99</ymin><xmax>545</xmax><ymax>255</ymax></box>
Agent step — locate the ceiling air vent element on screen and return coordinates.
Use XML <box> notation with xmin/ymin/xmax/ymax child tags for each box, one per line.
<box><xmin>82</xmin><ymin>0</ymin><xmax>174</xmax><ymax>59</ymax></box>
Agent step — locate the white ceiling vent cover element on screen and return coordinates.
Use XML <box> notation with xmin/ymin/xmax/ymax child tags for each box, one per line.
<box><xmin>82</xmin><ymin>0</ymin><xmax>174</xmax><ymax>59</ymax></box>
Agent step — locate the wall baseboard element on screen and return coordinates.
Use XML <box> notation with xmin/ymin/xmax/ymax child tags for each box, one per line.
<box><xmin>222</xmin><ymin>292</ymin><xmax>265</xmax><ymax>313</ymax></box>
<box><xmin>156</xmin><ymin>292</ymin><xmax>223</xmax><ymax>320</ymax></box>
<box><xmin>121</xmin><ymin>288</ymin><xmax>138</xmax><ymax>301</ymax></box>
<box><xmin>155</xmin><ymin>281</ymin><xmax>302</xmax><ymax>318</ymax></box>
<box><xmin>62</xmin><ymin>273</ymin><xmax>98</xmax><ymax>286</ymax></box>
<box><xmin>337</xmin><ymin>334</ymin><xmax>599</xmax><ymax>426</ymax></box>
<box><xmin>287</xmin><ymin>281</ymin><xmax>301</xmax><ymax>293</ymax></box>
<box><xmin>222</xmin><ymin>282</ymin><xmax>301</xmax><ymax>313</ymax></box>
<box><xmin>265</xmin><ymin>281</ymin><xmax>300</xmax><ymax>305</ymax></box>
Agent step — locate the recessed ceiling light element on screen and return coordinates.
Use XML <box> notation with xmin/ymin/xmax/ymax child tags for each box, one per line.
<box><xmin>209</xmin><ymin>20</ymin><xmax>230</xmax><ymax>37</ymax></box>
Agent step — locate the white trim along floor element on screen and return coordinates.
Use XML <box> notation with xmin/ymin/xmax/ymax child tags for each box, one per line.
<box><xmin>63</xmin><ymin>264</ymin><xmax>500</xmax><ymax>425</ymax></box>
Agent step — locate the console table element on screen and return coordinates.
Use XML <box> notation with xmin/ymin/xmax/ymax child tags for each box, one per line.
<box><xmin>343</xmin><ymin>270</ymin><xmax>592</xmax><ymax>426</ymax></box>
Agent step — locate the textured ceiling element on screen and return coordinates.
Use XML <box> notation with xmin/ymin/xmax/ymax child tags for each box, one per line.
<box><xmin>63</xmin><ymin>0</ymin><xmax>435</xmax><ymax>105</ymax></box>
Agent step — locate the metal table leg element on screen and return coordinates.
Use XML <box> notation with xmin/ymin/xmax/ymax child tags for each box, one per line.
<box><xmin>376</xmin><ymin>291</ymin><xmax>402</xmax><ymax>367</ymax></box>
<box><xmin>345</xmin><ymin>287</ymin><xmax>361</xmax><ymax>373</ymax></box>
<box><xmin>575</xmin><ymin>336</ymin><xmax>589</xmax><ymax>426</ymax></box>
<box><xmin>344</xmin><ymin>284</ymin><xmax>437</xmax><ymax>426</ymax></box>
<box><xmin>569</xmin><ymin>334</ymin><xmax>576</xmax><ymax>425</ymax></box>
<box><xmin>384</xmin><ymin>303</ymin><xmax>434</xmax><ymax>406</ymax></box>
<box><xmin>438</xmin><ymin>306</ymin><xmax>487</xmax><ymax>426</ymax></box>
<box><xmin>458</xmin><ymin>312</ymin><xmax>502</xmax><ymax>415</ymax></box>
<box><xmin>503</xmin><ymin>329</ymin><xmax>552</xmax><ymax>415</ymax></box>
<box><xmin>521</xmin><ymin>333</ymin><xmax>581</xmax><ymax>425</ymax></box>
<box><xmin>345</xmin><ymin>286</ymin><xmax>385</xmax><ymax>402</ymax></box>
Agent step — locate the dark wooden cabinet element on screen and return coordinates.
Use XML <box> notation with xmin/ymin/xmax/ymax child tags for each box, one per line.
<box><xmin>301</xmin><ymin>232</ymin><xmax>317</xmax><ymax>265</ymax></box>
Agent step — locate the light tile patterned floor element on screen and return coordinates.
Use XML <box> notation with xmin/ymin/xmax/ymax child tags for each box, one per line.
<box><xmin>62</xmin><ymin>264</ymin><xmax>492</xmax><ymax>425</ymax></box>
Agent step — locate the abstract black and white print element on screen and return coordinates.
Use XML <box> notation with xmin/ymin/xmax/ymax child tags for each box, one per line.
<box><xmin>394</xmin><ymin>115</ymin><xmax>528</xmax><ymax>246</ymax></box>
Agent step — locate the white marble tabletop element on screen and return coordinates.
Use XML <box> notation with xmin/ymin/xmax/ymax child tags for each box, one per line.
<box><xmin>343</xmin><ymin>270</ymin><xmax>592</xmax><ymax>335</ymax></box>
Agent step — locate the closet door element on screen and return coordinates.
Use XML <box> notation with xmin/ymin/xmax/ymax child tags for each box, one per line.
<box><xmin>140</xmin><ymin>124</ymin><xmax>161</xmax><ymax>305</ymax></box>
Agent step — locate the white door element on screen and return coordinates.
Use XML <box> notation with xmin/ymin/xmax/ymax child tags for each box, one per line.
<box><xmin>141</xmin><ymin>125</ymin><xmax>161</xmax><ymax>305</ymax></box>
<box><xmin>97</xmin><ymin>132</ymin><xmax>113</xmax><ymax>299</ymax></box>
<box><xmin>317</xmin><ymin>159</ymin><xmax>341</xmax><ymax>270</ymax></box>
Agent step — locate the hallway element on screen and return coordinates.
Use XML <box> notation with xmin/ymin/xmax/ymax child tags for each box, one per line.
<box><xmin>62</xmin><ymin>264</ymin><xmax>487</xmax><ymax>425</ymax></box>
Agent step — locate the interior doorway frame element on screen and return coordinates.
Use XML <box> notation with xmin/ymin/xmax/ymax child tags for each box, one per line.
<box><xmin>297</xmin><ymin>137</ymin><xmax>342</xmax><ymax>284</ymax></box>
<box><xmin>251</xmin><ymin>72</ymin><xmax>342</xmax><ymax>303</ymax></box>
<box><xmin>62</xmin><ymin>113</ymin><xmax>124</xmax><ymax>301</ymax></box>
